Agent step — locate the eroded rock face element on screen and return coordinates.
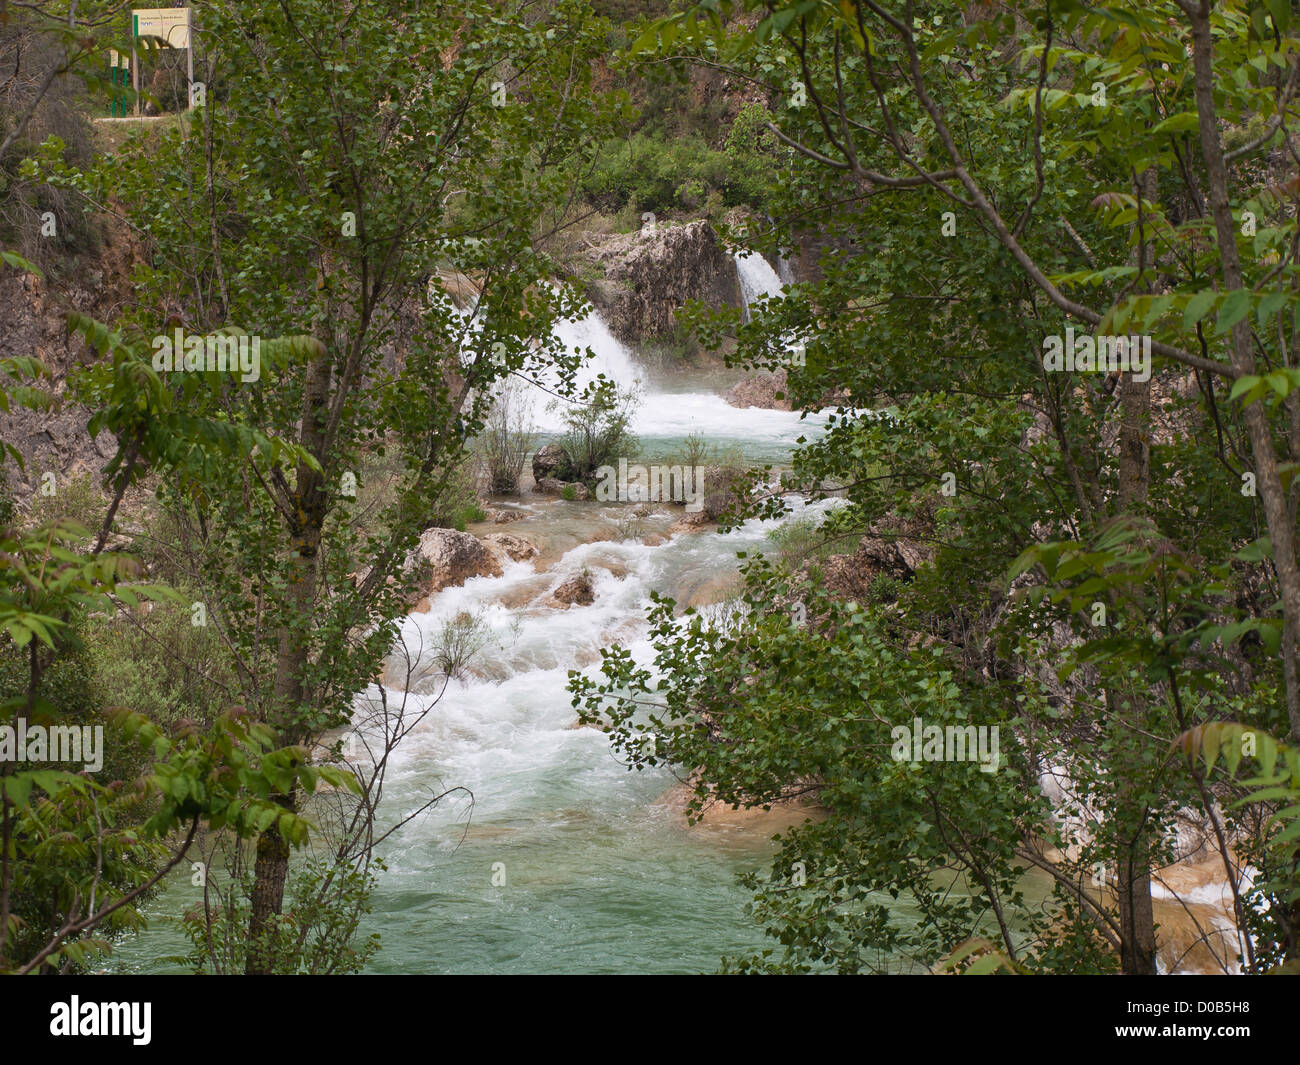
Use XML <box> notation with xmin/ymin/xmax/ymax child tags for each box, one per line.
<box><xmin>548</xmin><ymin>571</ymin><xmax>595</xmax><ymax>607</ymax></box>
<box><xmin>583</xmin><ymin>220</ymin><xmax>742</xmax><ymax>343</ymax></box>
<box><xmin>0</xmin><ymin>217</ymin><xmax>148</xmax><ymax>504</ymax></box>
<box><xmin>817</xmin><ymin>515</ymin><xmax>934</xmax><ymax>603</ymax></box>
<box><xmin>724</xmin><ymin>370</ymin><xmax>793</xmax><ymax>412</ymax></box>
<box><xmin>408</xmin><ymin>528</ymin><xmax>502</xmax><ymax>593</ymax></box>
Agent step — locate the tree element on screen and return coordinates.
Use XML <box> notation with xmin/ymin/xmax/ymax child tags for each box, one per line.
<box><xmin>33</xmin><ymin>0</ymin><xmax>619</xmax><ymax>972</ymax></box>
<box><xmin>574</xmin><ymin>0</ymin><xmax>1299</xmax><ymax>973</ymax></box>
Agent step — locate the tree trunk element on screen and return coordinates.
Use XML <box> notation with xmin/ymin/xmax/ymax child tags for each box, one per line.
<box><xmin>1117</xmin><ymin>838</ymin><xmax>1160</xmax><ymax>974</ymax></box>
<box><xmin>245</xmin><ymin>816</ymin><xmax>291</xmax><ymax>974</ymax></box>
<box><xmin>1188</xmin><ymin>0</ymin><xmax>1300</xmax><ymax>744</ymax></box>
<box><xmin>244</xmin><ymin>348</ymin><xmax>332</xmax><ymax>975</ymax></box>
<box><xmin>1109</xmin><ymin>166</ymin><xmax>1160</xmax><ymax>975</ymax></box>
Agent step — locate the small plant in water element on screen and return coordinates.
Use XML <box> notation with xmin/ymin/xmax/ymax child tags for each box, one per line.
<box><xmin>434</xmin><ymin>609</ymin><xmax>495</xmax><ymax>679</ymax></box>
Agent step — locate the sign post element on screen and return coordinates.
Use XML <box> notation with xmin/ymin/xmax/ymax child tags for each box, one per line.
<box><xmin>130</xmin><ymin>8</ymin><xmax>193</xmax><ymax>114</ymax></box>
<box><xmin>107</xmin><ymin>49</ymin><xmax>130</xmax><ymax>116</ymax></box>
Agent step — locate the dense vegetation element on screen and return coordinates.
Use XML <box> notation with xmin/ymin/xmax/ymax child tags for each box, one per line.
<box><xmin>3</xmin><ymin>0</ymin><xmax>1300</xmax><ymax>977</ymax></box>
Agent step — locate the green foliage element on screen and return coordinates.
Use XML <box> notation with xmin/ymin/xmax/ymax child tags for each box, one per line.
<box><xmin>1176</xmin><ymin>722</ymin><xmax>1300</xmax><ymax>971</ymax></box>
<box><xmin>14</xmin><ymin>0</ymin><xmax>622</xmax><ymax>974</ymax></box>
<box><xmin>580</xmin><ymin>124</ymin><xmax>777</xmax><ymax>216</ymax></box>
<box><xmin>0</xmin><ymin>466</ymin><xmax>16</xmax><ymax>530</ymax></box>
<box><xmin>24</xmin><ymin>471</ymin><xmax>107</xmax><ymax>531</ymax></box>
<box><xmin>583</xmin><ymin>0</ymin><xmax>1300</xmax><ymax>976</ymax></box>
<box><xmin>762</xmin><ymin>515</ymin><xmax>838</xmax><ymax>568</ymax></box>
<box><xmin>177</xmin><ymin>857</ymin><xmax>381</xmax><ymax>975</ymax></box>
<box><xmin>83</xmin><ymin>597</ymin><xmax>239</xmax><ymax>733</ymax></box>
<box><xmin>448</xmin><ymin>502</ymin><xmax>489</xmax><ymax>532</ymax></box>
<box><xmin>550</xmin><ymin>378</ymin><xmax>640</xmax><ymax>484</ymax></box>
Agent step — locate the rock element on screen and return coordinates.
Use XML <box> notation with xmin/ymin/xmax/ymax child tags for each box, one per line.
<box><xmin>483</xmin><ymin>532</ymin><xmax>538</xmax><ymax>563</ymax></box>
<box><xmin>548</xmin><ymin>571</ymin><xmax>595</xmax><ymax>608</ymax></box>
<box><xmin>532</xmin><ymin>443</ymin><xmax>572</xmax><ymax>483</ymax></box>
<box><xmin>535</xmin><ymin>477</ymin><xmax>589</xmax><ymax>499</ymax></box>
<box><xmin>723</xmin><ymin>369</ymin><xmax>847</xmax><ymax>411</ymax></box>
<box><xmin>817</xmin><ymin>516</ymin><xmax>934</xmax><ymax>602</ymax></box>
<box><xmin>408</xmin><ymin>527</ymin><xmax>502</xmax><ymax>593</ymax></box>
<box><xmin>582</xmin><ymin>220</ymin><xmax>743</xmax><ymax>343</ymax></box>
<box><xmin>701</xmin><ymin>465</ymin><xmax>745</xmax><ymax>521</ymax></box>
<box><xmin>484</xmin><ymin>506</ymin><xmax>526</xmax><ymax>524</ymax></box>
<box><xmin>668</xmin><ymin>510</ymin><xmax>713</xmax><ymax>535</ymax></box>
<box><xmin>724</xmin><ymin>370</ymin><xmax>793</xmax><ymax>412</ymax></box>
<box><xmin>0</xmin><ymin>216</ymin><xmax>148</xmax><ymax>505</ymax></box>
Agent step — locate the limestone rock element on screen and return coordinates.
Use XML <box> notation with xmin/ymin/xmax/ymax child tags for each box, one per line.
<box><xmin>408</xmin><ymin>528</ymin><xmax>502</xmax><ymax>593</ymax></box>
<box><xmin>532</xmin><ymin>443</ymin><xmax>573</xmax><ymax>483</ymax></box>
<box><xmin>483</xmin><ymin>532</ymin><xmax>538</xmax><ymax>563</ymax></box>
<box><xmin>548</xmin><ymin>571</ymin><xmax>595</xmax><ymax>608</ymax></box>
<box><xmin>583</xmin><ymin>220</ymin><xmax>743</xmax><ymax>343</ymax></box>
<box><xmin>668</xmin><ymin>510</ymin><xmax>713</xmax><ymax>535</ymax></box>
<box><xmin>535</xmin><ymin>477</ymin><xmax>589</xmax><ymax>499</ymax></box>
<box><xmin>723</xmin><ymin>370</ymin><xmax>793</xmax><ymax>412</ymax></box>
<box><xmin>484</xmin><ymin>506</ymin><xmax>526</xmax><ymax>524</ymax></box>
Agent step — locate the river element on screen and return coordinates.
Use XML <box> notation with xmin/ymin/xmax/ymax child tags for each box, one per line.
<box><xmin>108</xmin><ymin>253</ymin><xmax>848</xmax><ymax>974</ymax></box>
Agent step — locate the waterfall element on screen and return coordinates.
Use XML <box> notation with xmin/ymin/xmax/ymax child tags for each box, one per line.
<box><xmin>539</xmin><ymin>298</ymin><xmax>829</xmax><ymax>445</ymax></box>
<box><xmin>552</xmin><ymin>305</ymin><xmax>641</xmax><ymax>392</ymax></box>
<box><xmin>776</xmin><ymin>251</ymin><xmax>796</xmax><ymax>286</ymax></box>
<box><xmin>733</xmin><ymin>251</ymin><xmax>785</xmax><ymax>324</ymax></box>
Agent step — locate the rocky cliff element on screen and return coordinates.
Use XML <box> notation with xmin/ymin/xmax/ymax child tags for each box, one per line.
<box><xmin>0</xmin><ymin>215</ymin><xmax>146</xmax><ymax>504</ymax></box>
<box><xmin>579</xmin><ymin>219</ymin><xmax>742</xmax><ymax>344</ymax></box>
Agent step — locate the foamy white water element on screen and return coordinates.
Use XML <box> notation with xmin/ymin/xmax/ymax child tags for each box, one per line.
<box><xmin>734</xmin><ymin>251</ymin><xmax>785</xmax><ymax>323</ymax></box>
<box><xmin>532</xmin><ymin>301</ymin><xmax>827</xmax><ymax>448</ymax></box>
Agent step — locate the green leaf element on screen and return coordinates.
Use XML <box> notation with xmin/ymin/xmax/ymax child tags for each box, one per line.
<box><xmin>1151</xmin><ymin>112</ymin><xmax>1199</xmax><ymax>135</ymax></box>
<box><xmin>1183</xmin><ymin>289</ymin><xmax>1218</xmax><ymax>330</ymax></box>
<box><xmin>1217</xmin><ymin>289</ymin><xmax>1252</xmax><ymax>334</ymax></box>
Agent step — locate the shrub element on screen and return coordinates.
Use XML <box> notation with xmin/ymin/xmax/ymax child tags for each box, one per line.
<box><xmin>476</xmin><ymin>377</ymin><xmax>536</xmax><ymax>494</ymax></box>
<box><xmin>581</xmin><ymin>132</ymin><xmax>740</xmax><ymax>216</ymax></box>
<box><xmin>675</xmin><ymin>432</ymin><xmax>709</xmax><ymax>470</ymax></box>
<box><xmin>83</xmin><ymin>595</ymin><xmax>240</xmax><ymax>734</ymax></box>
<box><xmin>448</xmin><ymin>502</ymin><xmax>488</xmax><ymax>530</ymax></box>
<box><xmin>434</xmin><ymin>609</ymin><xmax>495</xmax><ymax>679</ymax></box>
<box><xmin>24</xmin><ymin>471</ymin><xmax>106</xmax><ymax>531</ymax></box>
<box><xmin>550</xmin><ymin>379</ymin><xmax>640</xmax><ymax>485</ymax></box>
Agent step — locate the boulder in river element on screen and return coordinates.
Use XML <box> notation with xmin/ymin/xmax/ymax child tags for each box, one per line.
<box><xmin>409</xmin><ymin>527</ymin><xmax>502</xmax><ymax>593</ymax></box>
<box><xmin>532</xmin><ymin>444</ymin><xmax>573</xmax><ymax>483</ymax></box>
<box><xmin>548</xmin><ymin>571</ymin><xmax>595</xmax><ymax>608</ymax></box>
<box><xmin>484</xmin><ymin>506</ymin><xmax>526</xmax><ymax>524</ymax></box>
<box><xmin>483</xmin><ymin>532</ymin><xmax>539</xmax><ymax>563</ymax></box>
<box><xmin>535</xmin><ymin>477</ymin><xmax>590</xmax><ymax>499</ymax></box>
